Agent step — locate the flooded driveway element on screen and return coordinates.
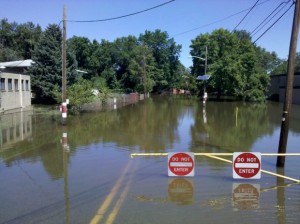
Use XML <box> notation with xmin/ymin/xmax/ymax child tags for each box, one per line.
<box><xmin>1</xmin><ymin>96</ymin><xmax>300</xmax><ymax>224</ymax></box>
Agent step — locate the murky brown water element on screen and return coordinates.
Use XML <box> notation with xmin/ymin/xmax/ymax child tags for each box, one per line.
<box><xmin>1</xmin><ymin>96</ymin><xmax>300</xmax><ymax>224</ymax></box>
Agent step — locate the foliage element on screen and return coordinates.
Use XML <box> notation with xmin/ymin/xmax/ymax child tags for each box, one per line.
<box><xmin>176</xmin><ymin>64</ymin><xmax>198</xmax><ymax>93</ymax></box>
<box><xmin>26</xmin><ymin>24</ymin><xmax>77</xmax><ymax>103</ymax></box>
<box><xmin>91</xmin><ymin>76</ymin><xmax>111</xmax><ymax>104</ymax></box>
<box><xmin>190</xmin><ymin>29</ymin><xmax>271</xmax><ymax>102</ymax></box>
<box><xmin>26</xmin><ymin>24</ymin><xmax>62</xmax><ymax>103</ymax></box>
<box><xmin>271</xmin><ymin>52</ymin><xmax>300</xmax><ymax>75</ymax></box>
<box><xmin>2</xmin><ymin>18</ymin><xmax>290</xmax><ymax>105</ymax></box>
<box><xmin>67</xmin><ymin>78</ymin><xmax>94</xmax><ymax>114</ymax></box>
<box><xmin>126</xmin><ymin>44</ymin><xmax>156</xmax><ymax>93</ymax></box>
<box><xmin>139</xmin><ymin>30</ymin><xmax>182</xmax><ymax>92</ymax></box>
<box><xmin>0</xmin><ymin>18</ymin><xmax>42</xmax><ymax>61</ymax></box>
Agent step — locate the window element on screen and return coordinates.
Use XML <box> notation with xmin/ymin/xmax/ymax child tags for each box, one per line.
<box><xmin>15</xmin><ymin>79</ymin><xmax>19</xmax><ymax>91</ymax></box>
<box><xmin>0</xmin><ymin>78</ymin><xmax>5</xmax><ymax>91</ymax></box>
<box><xmin>25</xmin><ymin>80</ymin><xmax>29</xmax><ymax>91</ymax></box>
<box><xmin>8</xmin><ymin>79</ymin><xmax>12</xmax><ymax>91</ymax></box>
<box><xmin>21</xmin><ymin>80</ymin><xmax>24</xmax><ymax>91</ymax></box>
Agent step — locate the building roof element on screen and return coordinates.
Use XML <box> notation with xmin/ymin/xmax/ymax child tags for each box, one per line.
<box><xmin>0</xmin><ymin>59</ymin><xmax>34</xmax><ymax>68</ymax></box>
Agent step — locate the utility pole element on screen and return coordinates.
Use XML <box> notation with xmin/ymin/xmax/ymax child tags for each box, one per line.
<box><xmin>204</xmin><ymin>46</ymin><xmax>208</xmax><ymax>75</ymax></box>
<box><xmin>143</xmin><ymin>52</ymin><xmax>147</xmax><ymax>99</ymax></box>
<box><xmin>277</xmin><ymin>0</ymin><xmax>300</xmax><ymax>167</ymax></box>
<box><xmin>61</xmin><ymin>5</ymin><xmax>67</xmax><ymax>124</ymax></box>
<box><xmin>203</xmin><ymin>46</ymin><xmax>208</xmax><ymax>102</ymax></box>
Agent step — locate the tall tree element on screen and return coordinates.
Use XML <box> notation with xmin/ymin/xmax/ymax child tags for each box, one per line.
<box><xmin>139</xmin><ymin>29</ymin><xmax>182</xmax><ymax>92</ymax></box>
<box><xmin>190</xmin><ymin>29</ymin><xmax>270</xmax><ymax>102</ymax></box>
<box><xmin>0</xmin><ymin>19</ymin><xmax>20</xmax><ymax>61</ymax></box>
<box><xmin>0</xmin><ymin>19</ymin><xmax>42</xmax><ymax>61</ymax></box>
<box><xmin>127</xmin><ymin>44</ymin><xmax>156</xmax><ymax>93</ymax></box>
<box><xmin>67</xmin><ymin>36</ymin><xmax>91</xmax><ymax>69</ymax></box>
<box><xmin>15</xmin><ymin>22</ymin><xmax>42</xmax><ymax>59</ymax></box>
<box><xmin>27</xmin><ymin>24</ymin><xmax>77</xmax><ymax>103</ymax></box>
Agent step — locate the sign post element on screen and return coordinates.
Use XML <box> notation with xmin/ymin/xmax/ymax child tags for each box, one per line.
<box><xmin>233</xmin><ymin>152</ymin><xmax>261</xmax><ymax>179</ymax></box>
<box><xmin>168</xmin><ymin>152</ymin><xmax>195</xmax><ymax>177</ymax></box>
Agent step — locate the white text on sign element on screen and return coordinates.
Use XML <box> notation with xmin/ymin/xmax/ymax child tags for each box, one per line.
<box><xmin>168</xmin><ymin>152</ymin><xmax>195</xmax><ymax>177</ymax></box>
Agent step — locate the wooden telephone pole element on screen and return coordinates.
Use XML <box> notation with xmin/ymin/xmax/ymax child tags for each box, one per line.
<box><xmin>61</xmin><ymin>6</ymin><xmax>67</xmax><ymax>124</ymax></box>
<box><xmin>277</xmin><ymin>0</ymin><xmax>300</xmax><ymax>167</ymax></box>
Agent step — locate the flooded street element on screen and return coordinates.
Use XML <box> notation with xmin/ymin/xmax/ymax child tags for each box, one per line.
<box><xmin>1</xmin><ymin>96</ymin><xmax>300</xmax><ymax>224</ymax></box>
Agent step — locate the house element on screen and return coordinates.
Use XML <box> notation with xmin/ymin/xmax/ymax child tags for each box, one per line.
<box><xmin>269</xmin><ymin>73</ymin><xmax>300</xmax><ymax>105</ymax></box>
<box><xmin>0</xmin><ymin>59</ymin><xmax>33</xmax><ymax>112</ymax></box>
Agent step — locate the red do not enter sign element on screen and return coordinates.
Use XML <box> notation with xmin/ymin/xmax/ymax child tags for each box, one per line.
<box><xmin>233</xmin><ymin>152</ymin><xmax>261</xmax><ymax>179</ymax></box>
<box><xmin>168</xmin><ymin>152</ymin><xmax>194</xmax><ymax>177</ymax></box>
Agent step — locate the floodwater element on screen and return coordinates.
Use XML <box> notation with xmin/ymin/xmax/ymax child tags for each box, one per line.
<box><xmin>0</xmin><ymin>96</ymin><xmax>300</xmax><ymax>224</ymax></box>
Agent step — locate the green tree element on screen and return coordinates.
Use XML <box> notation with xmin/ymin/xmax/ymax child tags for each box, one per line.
<box><xmin>139</xmin><ymin>29</ymin><xmax>182</xmax><ymax>92</ymax></box>
<box><xmin>271</xmin><ymin>52</ymin><xmax>300</xmax><ymax>75</ymax></box>
<box><xmin>0</xmin><ymin>19</ymin><xmax>21</xmax><ymax>61</ymax></box>
<box><xmin>27</xmin><ymin>24</ymin><xmax>77</xmax><ymax>103</ymax></box>
<box><xmin>127</xmin><ymin>44</ymin><xmax>156</xmax><ymax>93</ymax></box>
<box><xmin>67</xmin><ymin>36</ymin><xmax>91</xmax><ymax>69</ymax></box>
<box><xmin>176</xmin><ymin>65</ymin><xmax>197</xmax><ymax>93</ymax></box>
<box><xmin>65</xmin><ymin>30</ymin><xmax>183</xmax><ymax>94</ymax></box>
<box><xmin>91</xmin><ymin>76</ymin><xmax>111</xmax><ymax>104</ymax></box>
<box><xmin>15</xmin><ymin>22</ymin><xmax>42</xmax><ymax>59</ymax></box>
<box><xmin>255</xmin><ymin>46</ymin><xmax>281</xmax><ymax>74</ymax></box>
<box><xmin>67</xmin><ymin>78</ymin><xmax>94</xmax><ymax>114</ymax></box>
<box><xmin>0</xmin><ymin>19</ymin><xmax>42</xmax><ymax>61</ymax></box>
<box><xmin>190</xmin><ymin>29</ymin><xmax>270</xmax><ymax>102</ymax></box>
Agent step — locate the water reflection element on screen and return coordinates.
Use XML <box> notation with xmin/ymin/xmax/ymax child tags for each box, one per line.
<box><xmin>0</xmin><ymin>98</ymin><xmax>300</xmax><ymax>224</ymax></box>
<box><xmin>1</xmin><ymin>98</ymin><xmax>300</xmax><ymax>181</ymax></box>
<box><xmin>276</xmin><ymin>168</ymin><xmax>286</xmax><ymax>224</ymax></box>
<box><xmin>168</xmin><ymin>178</ymin><xmax>194</xmax><ymax>205</ymax></box>
<box><xmin>0</xmin><ymin>108</ymin><xmax>32</xmax><ymax>150</ymax></box>
<box><xmin>232</xmin><ymin>183</ymin><xmax>260</xmax><ymax>210</ymax></box>
<box><xmin>61</xmin><ymin>132</ymin><xmax>69</xmax><ymax>151</ymax></box>
<box><xmin>134</xmin><ymin>178</ymin><xmax>194</xmax><ymax>206</ymax></box>
<box><xmin>191</xmin><ymin>102</ymin><xmax>276</xmax><ymax>153</ymax></box>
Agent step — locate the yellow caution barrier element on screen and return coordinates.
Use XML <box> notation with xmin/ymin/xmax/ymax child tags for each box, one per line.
<box><xmin>130</xmin><ymin>152</ymin><xmax>300</xmax><ymax>157</ymax></box>
<box><xmin>130</xmin><ymin>152</ymin><xmax>300</xmax><ymax>183</ymax></box>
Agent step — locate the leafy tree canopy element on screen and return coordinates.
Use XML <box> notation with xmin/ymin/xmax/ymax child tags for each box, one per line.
<box><xmin>26</xmin><ymin>24</ymin><xmax>77</xmax><ymax>103</ymax></box>
<box><xmin>190</xmin><ymin>29</ymin><xmax>272</xmax><ymax>102</ymax></box>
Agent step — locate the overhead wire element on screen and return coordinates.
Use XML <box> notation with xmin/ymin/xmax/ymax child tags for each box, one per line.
<box><xmin>66</xmin><ymin>0</ymin><xmax>175</xmax><ymax>23</ymax></box>
<box><xmin>232</xmin><ymin>0</ymin><xmax>261</xmax><ymax>32</ymax></box>
<box><xmin>250</xmin><ymin>0</ymin><xmax>291</xmax><ymax>37</ymax></box>
<box><xmin>253</xmin><ymin>1</ymin><xmax>294</xmax><ymax>43</ymax></box>
<box><xmin>172</xmin><ymin>0</ymin><xmax>272</xmax><ymax>37</ymax></box>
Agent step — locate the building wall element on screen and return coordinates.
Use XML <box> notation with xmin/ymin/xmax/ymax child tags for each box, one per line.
<box><xmin>269</xmin><ymin>73</ymin><xmax>300</xmax><ymax>105</ymax></box>
<box><xmin>0</xmin><ymin>72</ymin><xmax>31</xmax><ymax>111</ymax></box>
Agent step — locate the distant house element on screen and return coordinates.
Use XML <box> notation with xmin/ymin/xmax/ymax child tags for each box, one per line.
<box><xmin>0</xmin><ymin>59</ymin><xmax>33</xmax><ymax>112</ymax></box>
<box><xmin>269</xmin><ymin>73</ymin><xmax>300</xmax><ymax>105</ymax></box>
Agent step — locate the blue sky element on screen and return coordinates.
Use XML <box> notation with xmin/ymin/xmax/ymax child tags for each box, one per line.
<box><xmin>0</xmin><ymin>0</ymin><xmax>298</xmax><ymax>67</ymax></box>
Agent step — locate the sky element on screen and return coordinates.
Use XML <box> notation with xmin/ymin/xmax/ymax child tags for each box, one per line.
<box><xmin>0</xmin><ymin>0</ymin><xmax>298</xmax><ymax>68</ymax></box>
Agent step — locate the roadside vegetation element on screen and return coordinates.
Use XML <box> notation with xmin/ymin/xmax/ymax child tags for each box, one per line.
<box><xmin>1</xmin><ymin>18</ymin><xmax>298</xmax><ymax>109</ymax></box>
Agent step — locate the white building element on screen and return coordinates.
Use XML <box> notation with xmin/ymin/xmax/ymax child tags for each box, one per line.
<box><xmin>0</xmin><ymin>60</ymin><xmax>33</xmax><ymax>112</ymax></box>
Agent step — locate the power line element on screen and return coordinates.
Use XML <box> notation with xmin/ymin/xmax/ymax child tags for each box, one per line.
<box><xmin>172</xmin><ymin>0</ymin><xmax>271</xmax><ymax>37</ymax></box>
<box><xmin>232</xmin><ymin>0</ymin><xmax>260</xmax><ymax>32</ymax></box>
<box><xmin>253</xmin><ymin>1</ymin><xmax>294</xmax><ymax>43</ymax></box>
<box><xmin>66</xmin><ymin>0</ymin><xmax>175</xmax><ymax>23</ymax></box>
<box><xmin>250</xmin><ymin>0</ymin><xmax>291</xmax><ymax>37</ymax></box>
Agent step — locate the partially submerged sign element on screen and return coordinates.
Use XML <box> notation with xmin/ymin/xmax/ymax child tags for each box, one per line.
<box><xmin>233</xmin><ymin>152</ymin><xmax>261</xmax><ymax>179</ymax></box>
<box><xmin>168</xmin><ymin>152</ymin><xmax>195</xmax><ymax>177</ymax></box>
